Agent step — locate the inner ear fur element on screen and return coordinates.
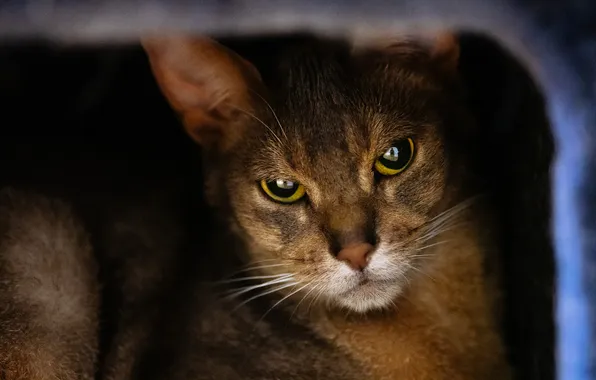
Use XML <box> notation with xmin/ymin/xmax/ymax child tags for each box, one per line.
<box><xmin>141</xmin><ymin>34</ymin><xmax>264</xmax><ymax>147</ymax></box>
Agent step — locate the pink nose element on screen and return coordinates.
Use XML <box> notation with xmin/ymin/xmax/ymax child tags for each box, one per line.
<box><xmin>336</xmin><ymin>242</ymin><xmax>374</xmax><ymax>271</ymax></box>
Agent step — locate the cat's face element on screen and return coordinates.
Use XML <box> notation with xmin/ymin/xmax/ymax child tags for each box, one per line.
<box><xmin>144</xmin><ymin>34</ymin><xmax>471</xmax><ymax>313</ymax></box>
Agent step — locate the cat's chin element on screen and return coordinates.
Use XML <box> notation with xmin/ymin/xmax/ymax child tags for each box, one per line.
<box><xmin>333</xmin><ymin>280</ymin><xmax>403</xmax><ymax>314</ymax></box>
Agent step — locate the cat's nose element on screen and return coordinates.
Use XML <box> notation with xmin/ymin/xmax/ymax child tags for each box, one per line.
<box><xmin>336</xmin><ymin>242</ymin><xmax>373</xmax><ymax>271</ymax></box>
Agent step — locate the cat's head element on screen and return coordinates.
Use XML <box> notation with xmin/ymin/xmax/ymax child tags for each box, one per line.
<box><xmin>143</xmin><ymin>33</ymin><xmax>474</xmax><ymax>313</ymax></box>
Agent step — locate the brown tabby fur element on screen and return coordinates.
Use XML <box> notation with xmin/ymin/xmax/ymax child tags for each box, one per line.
<box><xmin>0</xmin><ymin>33</ymin><xmax>511</xmax><ymax>380</ymax></box>
<box><xmin>141</xmin><ymin>33</ymin><xmax>512</xmax><ymax>379</ymax></box>
<box><xmin>0</xmin><ymin>189</ymin><xmax>98</xmax><ymax>380</ymax></box>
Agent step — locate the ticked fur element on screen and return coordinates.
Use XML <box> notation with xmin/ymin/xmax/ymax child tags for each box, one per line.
<box><xmin>143</xmin><ymin>34</ymin><xmax>511</xmax><ymax>378</ymax></box>
<box><xmin>0</xmin><ymin>189</ymin><xmax>99</xmax><ymax>380</ymax></box>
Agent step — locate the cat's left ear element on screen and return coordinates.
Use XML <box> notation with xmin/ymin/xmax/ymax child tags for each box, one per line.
<box><xmin>141</xmin><ymin>34</ymin><xmax>263</xmax><ymax>148</ymax></box>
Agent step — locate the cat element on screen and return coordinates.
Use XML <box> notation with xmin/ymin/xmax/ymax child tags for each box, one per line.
<box><xmin>0</xmin><ymin>33</ymin><xmax>513</xmax><ymax>380</ymax></box>
<box><xmin>138</xmin><ymin>32</ymin><xmax>512</xmax><ymax>379</ymax></box>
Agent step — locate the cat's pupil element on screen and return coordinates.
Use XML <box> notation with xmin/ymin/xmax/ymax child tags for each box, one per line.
<box><xmin>383</xmin><ymin>147</ymin><xmax>400</xmax><ymax>162</ymax></box>
<box><xmin>276</xmin><ymin>180</ymin><xmax>295</xmax><ymax>190</ymax></box>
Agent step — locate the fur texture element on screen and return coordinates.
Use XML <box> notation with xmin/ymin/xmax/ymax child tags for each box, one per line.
<box><xmin>0</xmin><ymin>189</ymin><xmax>99</xmax><ymax>380</ymax></box>
<box><xmin>143</xmin><ymin>34</ymin><xmax>511</xmax><ymax>378</ymax></box>
<box><xmin>0</xmin><ymin>32</ymin><xmax>554</xmax><ymax>379</ymax></box>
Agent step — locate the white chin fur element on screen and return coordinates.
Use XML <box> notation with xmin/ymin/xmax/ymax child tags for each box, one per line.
<box><xmin>333</xmin><ymin>280</ymin><xmax>403</xmax><ymax>313</ymax></box>
<box><xmin>322</xmin><ymin>246</ymin><xmax>408</xmax><ymax>313</ymax></box>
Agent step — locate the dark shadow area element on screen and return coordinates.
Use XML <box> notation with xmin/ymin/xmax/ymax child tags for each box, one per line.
<box><xmin>458</xmin><ymin>33</ymin><xmax>555</xmax><ymax>380</ymax></box>
<box><xmin>0</xmin><ymin>32</ymin><xmax>554</xmax><ymax>380</ymax></box>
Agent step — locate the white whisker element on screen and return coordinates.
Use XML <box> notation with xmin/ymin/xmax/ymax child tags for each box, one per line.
<box><xmin>232</xmin><ymin>282</ymin><xmax>299</xmax><ymax>312</ymax></box>
<box><xmin>215</xmin><ymin>273</ymin><xmax>293</xmax><ymax>284</ymax></box>
<box><xmin>230</xmin><ymin>104</ymin><xmax>284</xmax><ymax>146</ymax></box>
<box><xmin>416</xmin><ymin>223</ymin><xmax>461</xmax><ymax>243</ymax></box>
<box><xmin>307</xmin><ymin>279</ymin><xmax>329</xmax><ymax>314</ymax></box>
<box><xmin>404</xmin><ymin>262</ymin><xmax>436</xmax><ymax>282</ymax></box>
<box><xmin>223</xmin><ymin>263</ymin><xmax>291</xmax><ymax>279</ymax></box>
<box><xmin>408</xmin><ymin>253</ymin><xmax>435</xmax><ymax>259</ymax></box>
<box><xmin>250</xmin><ymin>89</ymin><xmax>289</xmax><ymax>141</ymax></box>
<box><xmin>414</xmin><ymin>198</ymin><xmax>475</xmax><ymax>244</ymax></box>
<box><xmin>425</xmin><ymin>196</ymin><xmax>477</xmax><ymax>226</ymax></box>
<box><xmin>258</xmin><ymin>281</ymin><xmax>312</xmax><ymax>322</ymax></box>
<box><xmin>224</xmin><ymin>276</ymin><xmax>294</xmax><ymax>300</ymax></box>
<box><xmin>290</xmin><ymin>279</ymin><xmax>325</xmax><ymax>319</ymax></box>
<box><xmin>415</xmin><ymin>240</ymin><xmax>451</xmax><ymax>252</ymax></box>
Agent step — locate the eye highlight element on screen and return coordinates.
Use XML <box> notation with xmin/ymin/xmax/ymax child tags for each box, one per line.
<box><xmin>260</xmin><ymin>179</ymin><xmax>306</xmax><ymax>204</ymax></box>
<box><xmin>374</xmin><ymin>138</ymin><xmax>415</xmax><ymax>176</ymax></box>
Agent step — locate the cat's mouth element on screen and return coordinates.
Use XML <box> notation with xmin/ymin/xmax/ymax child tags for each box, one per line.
<box><xmin>318</xmin><ymin>249</ymin><xmax>410</xmax><ymax>312</ymax></box>
<box><xmin>350</xmin><ymin>274</ymin><xmax>394</xmax><ymax>290</ymax></box>
<box><xmin>327</xmin><ymin>264</ymin><xmax>405</xmax><ymax>313</ymax></box>
<box><xmin>333</xmin><ymin>276</ymin><xmax>403</xmax><ymax>313</ymax></box>
<box><xmin>344</xmin><ymin>273</ymin><xmax>394</xmax><ymax>292</ymax></box>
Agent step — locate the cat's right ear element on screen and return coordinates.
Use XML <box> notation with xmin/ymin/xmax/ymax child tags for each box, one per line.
<box><xmin>141</xmin><ymin>35</ymin><xmax>263</xmax><ymax>147</ymax></box>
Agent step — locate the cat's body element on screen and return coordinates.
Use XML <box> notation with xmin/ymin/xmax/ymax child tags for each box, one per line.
<box><xmin>0</xmin><ymin>186</ymin><xmax>365</xmax><ymax>380</ymax></box>
<box><xmin>0</xmin><ymin>189</ymin><xmax>98</xmax><ymax>380</ymax></box>
<box><xmin>0</xmin><ymin>194</ymin><xmax>502</xmax><ymax>380</ymax></box>
<box><xmin>0</xmin><ymin>34</ymin><xmax>512</xmax><ymax>379</ymax></box>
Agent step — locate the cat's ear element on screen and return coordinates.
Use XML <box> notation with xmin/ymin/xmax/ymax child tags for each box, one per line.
<box><xmin>353</xmin><ymin>31</ymin><xmax>460</xmax><ymax>74</ymax></box>
<box><xmin>141</xmin><ymin>35</ymin><xmax>263</xmax><ymax>147</ymax></box>
<box><xmin>428</xmin><ymin>32</ymin><xmax>460</xmax><ymax>74</ymax></box>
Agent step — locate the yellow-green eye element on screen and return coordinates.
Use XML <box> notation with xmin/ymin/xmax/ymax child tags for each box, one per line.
<box><xmin>260</xmin><ymin>179</ymin><xmax>306</xmax><ymax>203</ymax></box>
<box><xmin>374</xmin><ymin>138</ymin><xmax>415</xmax><ymax>176</ymax></box>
